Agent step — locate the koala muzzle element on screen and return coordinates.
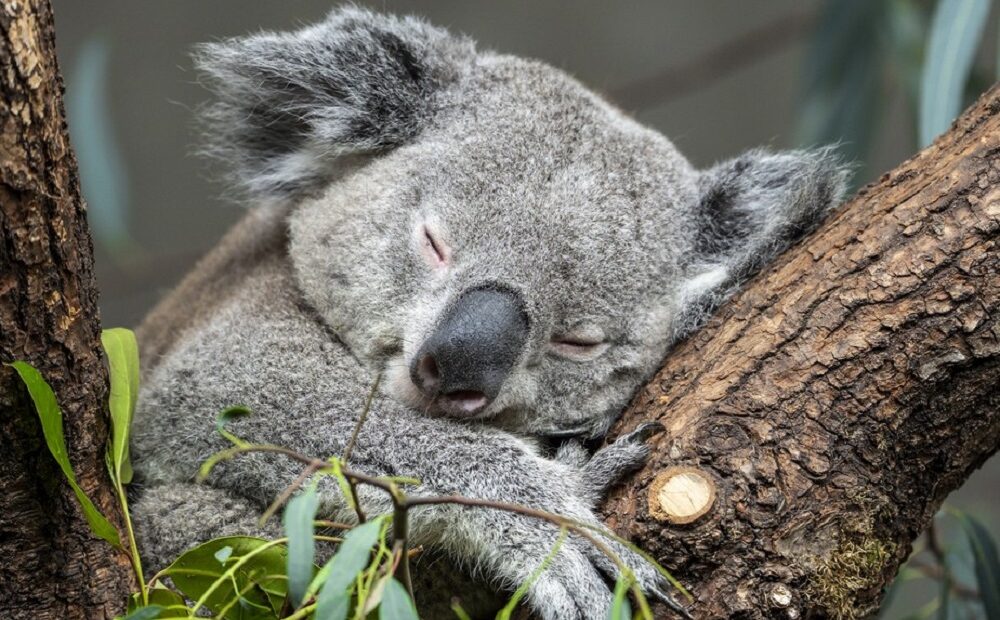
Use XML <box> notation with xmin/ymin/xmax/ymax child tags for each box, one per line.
<box><xmin>411</xmin><ymin>286</ymin><xmax>528</xmax><ymax>416</ymax></box>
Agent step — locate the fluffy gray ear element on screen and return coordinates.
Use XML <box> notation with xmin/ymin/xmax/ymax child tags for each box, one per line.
<box><xmin>673</xmin><ymin>147</ymin><xmax>851</xmax><ymax>337</ymax></box>
<box><xmin>194</xmin><ymin>7</ymin><xmax>475</xmax><ymax>202</ymax></box>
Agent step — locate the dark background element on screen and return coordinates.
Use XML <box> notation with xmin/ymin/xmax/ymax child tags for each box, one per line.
<box><xmin>48</xmin><ymin>2</ymin><xmax>997</xmax><ymax>616</ymax></box>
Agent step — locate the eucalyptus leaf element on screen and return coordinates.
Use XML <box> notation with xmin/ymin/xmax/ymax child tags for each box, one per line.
<box><xmin>797</xmin><ymin>0</ymin><xmax>890</xmax><ymax>177</ymax></box>
<box><xmin>215</xmin><ymin>405</ymin><xmax>253</xmax><ymax>448</ymax></box>
<box><xmin>379</xmin><ymin>577</ymin><xmax>418</xmax><ymax>620</ymax></box>
<box><xmin>314</xmin><ymin>591</ymin><xmax>350</xmax><ymax>620</ymax></box>
<box><xmin>284</xmin><ymin>486</ymin><xmax>319</xmax><ymax>607</ymax></box>
<box><xmin>66</xmin><ymin>35</ymin><xmax>133</xmax><ymax>256</ymax></box>
<box><xmin>610</xmin><ymin>575</ymin><xmax>633</xmax><ymax>620</ymax></box>
<box><xmin>937</xmin><ymin>558</ymin><xmax>951</xmax><ymax>620</ymax></box>
<box><xmin>364</xmin><ymin>572</ymin><xmax>391</xmax><ymax>615</ymax></box>
<box><xmin>7</xmin><ymin>361</ymin><xmax>121</xmax><ymax>547</ymax></box>
<box><xmin>146</xmin><ymin>587</ymin><xmax>189</xmax><ymax>617</ymax></box>
<box><xmin>162</xmin><ymin>536</ymin><xmax>287</xmax><ymax>619</ymax></box>
<box><xmin>216</xmin><ymin>405</ymin><xmax>252</xmax><ymax>431</ymax></box>
<box><xmin>886</xmin><ymin>0</ymin><xmax>930</xmax><ymax>121</ymax></box>
<box><xmin>450</xmin><ymin>601</ymin><xmax>473</xmax><ymax>620</ymax></box>
<box><xmin>101</xmin><ymin>328</ymin><xmax>139</xmax><ymax>485</ymax></box>
<box><xmin>127</xmin><ymin>587</ymin><xmax>189</xmax><ymax>617</ymax></box>
<box><xmin>315</xmin><ymin>517</ymin><xmax>387</xmax><ymax>618</ymax></box>
<box><xmin>919</xmin><ymin>0</ymin><xmax>991</xmax><ymax>146</ymax></box>
<box><xmin>119</xmin><ymin>606</ymin><xmax>163</xmax><ymax>620</ymax></box>
<box><xmin>956</xmin><ymin>513</ymin><xmax>1000</xmax><ymax>619</ymax></box>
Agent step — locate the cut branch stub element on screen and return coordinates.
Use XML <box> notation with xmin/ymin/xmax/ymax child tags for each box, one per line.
<box><xmin>648</xmin><ymin>466</ymin><xmax>717</xmax><ymax>524</ymax></box>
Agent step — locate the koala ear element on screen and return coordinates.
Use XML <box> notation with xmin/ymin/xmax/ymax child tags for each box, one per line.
<box><xmin>673</xmin><ymin>147</ymin><xmax>851</xmax><ymax>337</ymax></box>
<box><xmin>194</xmin><ymin>7</ymin><xmax>475</xmax><ymax>202</ymax></box>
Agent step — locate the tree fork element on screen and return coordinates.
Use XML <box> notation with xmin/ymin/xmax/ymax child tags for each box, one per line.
<box><xmin>602</xmin><ymin>86</ymin><xmax>1000</xmax><ymax>619</ymax></box>
<box><xmin>0</xmin><ymin>1</ymin><xmax>135</xmax><ymax>618</ymax></box>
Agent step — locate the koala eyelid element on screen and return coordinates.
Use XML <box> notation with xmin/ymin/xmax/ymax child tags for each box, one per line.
<box><xmin>418</xmin><ymin>223</ymin><xmax>450</xmax><ymax>269</ymax></box>
<box><xmin>548</xmin><ymin>333</ymin><xmax>610</xmax><ymax>361</ymax></box>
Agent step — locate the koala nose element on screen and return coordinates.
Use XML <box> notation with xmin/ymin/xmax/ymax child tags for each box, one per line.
<box><xmin>411</xmin><ymin>286</ymin><xmax>529</xmax><ymax>416</ymax></box>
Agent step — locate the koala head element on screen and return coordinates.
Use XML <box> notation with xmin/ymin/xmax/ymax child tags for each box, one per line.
<box><xmin>196</xmin><ymin>7</ymin><xmax>849</xmax><ymax>438</ymax></box>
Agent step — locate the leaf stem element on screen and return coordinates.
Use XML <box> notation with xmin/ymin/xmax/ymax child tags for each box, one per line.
<box><xmin>114</xmin><ymin>479</ymin><xmax>147</xmax><ymax>605</ymax></box>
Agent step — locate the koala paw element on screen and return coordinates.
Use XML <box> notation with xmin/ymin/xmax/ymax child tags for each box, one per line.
<box><xmin>579</xmin><ymin>421</ymin><xmax>665</xmax><ymax>503</ymax></box>
<box><xmin>587</xmin><ymin>535</ymin><xmax>693</xmax><ymax>620</ymax></box>
<box><xmin>523</xmin><ymin>519</ymin><xmax>691</xmax><ymax>620</ymax></box>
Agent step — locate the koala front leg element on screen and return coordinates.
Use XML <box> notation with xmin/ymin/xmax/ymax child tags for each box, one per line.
<box><xmin>202</xmin><ymin>409</ymin><xmax>684</xmax><ymax>619</ymax></box>
<box><xmin>555</xmin><ymin>422</ymin><xmax>665</xmax><ymax>506</ymax></box>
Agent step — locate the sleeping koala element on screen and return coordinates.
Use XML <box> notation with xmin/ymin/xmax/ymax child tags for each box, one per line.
<box><xmin>130</xmin><ymin>7</ymin><xmax>848</xmax><ymax>619</ymax></box>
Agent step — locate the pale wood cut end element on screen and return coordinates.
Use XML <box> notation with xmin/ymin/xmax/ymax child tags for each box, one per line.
<box><xmin>647</xmin><ymin>466</ymin><xmax>716</xmax><ymax>524</ymax></box>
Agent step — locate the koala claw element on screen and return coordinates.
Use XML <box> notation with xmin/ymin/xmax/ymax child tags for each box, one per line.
<box><xmin>576</xmin><ymin>527</ymin><xmax>691</xmax><ymax>620</ymax></box>
<box><xmin>647</xmin><ymin>586</ymin><xmax>694</xmax><ymax>620</ymax></box>
<box><xmin>620</xmin><ymin>421</ymin><xmax>666</xmax><ymax>444</ymax></box>
<box><xmin>578</xmin><ymin>421</ymin><xmax>665</xmax><ymax>504</ymax></box>
<box><xmin>650</xmin><ymin>585</ymin><xmax>694</xmax><ymax>620</ymax></box>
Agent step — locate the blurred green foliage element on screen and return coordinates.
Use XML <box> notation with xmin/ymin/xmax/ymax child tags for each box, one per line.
<box><xmin>798</xmin><ymin>0</ymin><xmax>996</xmax><ymax>185</ymax></box>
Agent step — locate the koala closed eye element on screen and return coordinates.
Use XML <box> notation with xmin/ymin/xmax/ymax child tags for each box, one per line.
<box><xmin>549</xmin><ymin>326</ymin><xmax>610</xmax><ymax>361</ymax></box>
<box><xmin>414</xmin><ymin>221</ymin><xmax>451</xmax><ymax>269</ymax></box>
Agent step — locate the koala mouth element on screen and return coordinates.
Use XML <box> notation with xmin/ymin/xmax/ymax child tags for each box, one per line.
<box><xmin>412</xmin><ymin>355</ymin><xmax>489</xmax><ymax>415</ymax></box>
<box><xmin>433</xmin><ymin>390</ymin><xmax>488</xmax><ymax>416</ymax></box>
<box><xmin>384</xmin><ymin>355</ymin><xmax>491</xmax><ymax>418</ymax></box>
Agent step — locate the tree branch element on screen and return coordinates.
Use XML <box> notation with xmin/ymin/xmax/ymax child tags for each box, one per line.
<box><xmin>0</xmin><ymin>1</ymin><xmax>135</xmax><ymax>617</ymax></box>
<box><xmin>602</xmin><ymin>85</ymin><xmax>1000</xmax><ymax>618</ymax></box>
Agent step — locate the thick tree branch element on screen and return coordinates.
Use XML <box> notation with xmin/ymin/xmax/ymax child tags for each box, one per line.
<box><xmin>0</xmin><ymin>1</ymin><xmax>135</xmax><ymax>618</ymax></box>
<box><xmin>602</xmin><ymin>86</ymin><xmax>1000</xmax><ymax>619</ymax></box>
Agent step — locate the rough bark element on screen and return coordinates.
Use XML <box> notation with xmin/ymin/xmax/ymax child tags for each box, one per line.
<box><xmin>0</xmin><ymin>1</ymin><xmax>135</xmax><ymax>618</ymax></box>
<box><xmin>602</xmin><ymin>86</ymin><xmax>1000</xmax><ymax>619</ymax></box>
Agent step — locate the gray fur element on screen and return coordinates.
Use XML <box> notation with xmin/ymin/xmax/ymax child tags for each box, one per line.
<box><xmin>132</xmin><ymin>7</ymin><xmax>849</xmax><ymax>619</ymax></box>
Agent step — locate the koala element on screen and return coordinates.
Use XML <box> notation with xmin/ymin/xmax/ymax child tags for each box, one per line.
<box><xmin>130</xmin><ymin>7</ymin><xmax>849</xmax><ymax>620</ymax></box>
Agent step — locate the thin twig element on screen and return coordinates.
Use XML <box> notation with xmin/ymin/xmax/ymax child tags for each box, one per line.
<box><xmin>343</xmin><ymin>371</ymin><xmax>381</xmax><ymax>464</ymax></box>
<box><xmin>388</xmin><ymin>483</ymin><xmax>414</xmax><ymax>598</ymax></box>
<box><xmin>259</xmin><ymin>461</ymin><xmax>323</xmax><ymax>526</ymax></box>
<box><xmin>341</xmin><ymin>372</ymin><xmax>381</xmax><ymax>525</ymax></box>
<box><xmin>346</xmin><ymin>475</ymin><xmax>369</xmax><ymax>524</ymax></box>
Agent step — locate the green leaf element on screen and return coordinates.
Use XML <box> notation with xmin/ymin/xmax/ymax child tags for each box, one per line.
<box><xmin>957</xmin><ymin>513</ymin><xmax>1000</xmax><ymax>619</ymax></box>
<box><xmin>7</xmin><ymin>361</ymin><xmax>121</xmax><ymax>547</ymax></box>
<box><xmin>101</xmin><ymin>328</ymin><xmax>139</xmax><ymax>485</ymax></box>
<box><xmin>284</xmin><ymin>486</ymin><xmax>319</xmax><ymax>607</ymax></box>
<box><xmin>162</xmin><ymin>536</ymin><xmax>287</xmax><ymax>619</ymax></box>
<box><xmin>216</xmin><ymin>405</ymin><xmax>252</xmax><ymax>448</ymax></box>
<box><xmin>919</xmin><ymin>0</ymin><xmax>991</xmax><ymax>146</ymax></box>
<box><xmin>937</xmin><ymin>560</ymin><xmax>951</xmax><ymax>620</ymax></box>
<box><xmin>146</xmin><ymin>587</ymin><xmax>189</xmax><ymax>617</ymax></box>
<box><xmin>886</xmin><ymin>0</ymin><xmax>930</xmax><ymax>123</ymax></box>
<box><xmin>124</xmin><ymin>588</ymin><xmax>189</xmax><ymax>619</ymax></box>
<box><xmin>315</xmin><ymin>517</ymin><xmax>387</xmax><ymax>619</ymax></box>
<box><xmin>120</xmin><ymin>606</ymin><xmax>163</xmax><ymax>620</ymax></box>
<box><xmin>314</xmin><ymin>591</ymin><xmax>350</xmax><ymax>620</ymax></box>
<box><xmin>450</xmin><ymin>600</ymin><xmax>473</xmax><ymax>620</ymax></box>
<box><xmin>216</xmin><ymin>405</ymin><xmax>252</xmax><ymax>432</ymax></box>
<box><xmin>379</xmin><ymin>578</ymin><xmax>418</xmax><ymax>620</ymax></box>
<box><xmin>609</xmin><ymin>575</ymin><xmax>633</xmax><ymax>620</ymax></box>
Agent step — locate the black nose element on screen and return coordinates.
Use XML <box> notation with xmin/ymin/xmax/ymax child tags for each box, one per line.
<box><xmin>410</xmin><ymin>286</ymin><xmax>529</xmax><ymax>416</ymax></box>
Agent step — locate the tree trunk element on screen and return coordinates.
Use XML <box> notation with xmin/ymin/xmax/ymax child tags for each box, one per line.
<box><xmin>0</xmin><ymin>1</ymin><xmax>135</xmax><ymax>618</ymax></box>
<box><xmin>602</xmin><ymin>86</ymin><xmax>1000</xmax><ymax>618</ymax></box>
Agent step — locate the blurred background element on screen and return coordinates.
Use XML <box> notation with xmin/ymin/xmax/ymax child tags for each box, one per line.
<box><xmin>48</xmin><ymin>1</ymin><xmax>999</xmax><ymax>617</ymax></box>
